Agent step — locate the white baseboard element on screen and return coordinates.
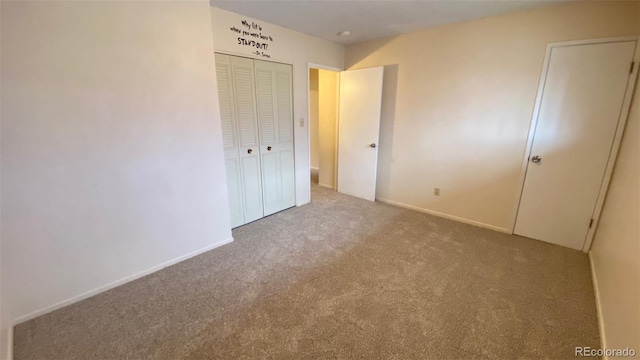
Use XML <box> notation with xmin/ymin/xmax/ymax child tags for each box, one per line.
<box><xmin>7</xmin><ymin>326</ymin><xmax>13</xmax><ymax>360</ymax></box>
<box><xmin>1</xmin><ymin>326</ymin><xmax>13</xmax><ymax>360</ymax></box>
<box><xmin>310</xmin><ymin>167</ymin><xmax>319</xmax><ymax>171</ymax></box>
<box><xmin>318</xmin><ymin>183</ymin><xmax>334</xmax><ymax>190</ymax></box>
<box><xmin>13</xmin><ymin>237</ymin><xmax>233</xmax><ymax>325</ymax></box>
<box><xmin>588</xmin><ymin>251</ymin><xmax>607</xmax><ymax>351</ymax></box>
<box><xmin>375</xmin><ymin>197</ymin><xmax>511</xmax><ymax>234</ymax></box>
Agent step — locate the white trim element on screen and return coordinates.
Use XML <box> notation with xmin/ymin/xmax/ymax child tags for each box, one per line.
<box><xmin>308</xmin><ymin>62</ymin><xmax>341</xmax><ymax>72</ymax></box>
<box><xmin>589</xmin><ymin>251</ymin><xmax>607</xmax><ymax>351</ymax></box>
<box><xmin>334</xmin><ymin>69</ymin><xmax>341</xmax><ymax>190</ymax></box>
<box><xmin>317</xmin><ymin>183</ymin><xmax>335</xmax><ymax>190</ymax></box>
<box><xmin>310</xmin><ymin>166</ymin><xmax>319</xmax><ymax>171</ymax></box>
<box><xmin>544</xmin><ymin>36</ymin><xmax>640</xmax><ymax>48</ymax></box>
<box><xmin>583</xmin><ymin>47</ymin><xmax>640</xmax><ymax>252</ymax></box>
<box><xmin>510</xmin><ymin>36</ymin><xmax>640</xmax><ymax>253</ymax></box>
<box><xmin>13</xmin><ymin>237</ymin><xmax>233</xmax><ymax>325</ymax></box>
<box><xmin>376</xmin><ymin>197</ymin><xmax>510</xmax><ymax>234</ymax></box>
<box><xmin>305</xmin><ymin>65</ymin><xmax>315</xmax><ymax>205</ymax></box>
<box><xmin>3</xmin><ymin>326</ymin><xmax>13</xmax><ymax>360</ymax></box>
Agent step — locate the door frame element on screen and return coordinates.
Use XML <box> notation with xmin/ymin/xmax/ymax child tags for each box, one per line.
<box><xmin>307</xmin><ymin>62</ymin><xmax>342</xmax><ymax>200</ymax></box>
<box><xmin>509</xmin><ymin>36</ymin><xmax>640</xmax><ymax>253</ymax></box>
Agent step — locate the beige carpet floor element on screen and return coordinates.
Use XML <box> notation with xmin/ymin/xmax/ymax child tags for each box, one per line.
<box><xmin>14</xmin><ymin>185</ymin><xmax>599</xmax><ymax>359</ymax></box>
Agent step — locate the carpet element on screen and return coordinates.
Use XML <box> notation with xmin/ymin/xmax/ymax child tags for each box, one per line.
<box><xmin>14</xmin><ymin>185</ymin><xmax>599</xmax><ymax>359</ymax></box>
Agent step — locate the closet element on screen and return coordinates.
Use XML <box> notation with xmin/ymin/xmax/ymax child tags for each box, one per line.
<box><xmin>215</xmin><ymin>53</ymin><xmax>295</xmax><ymax>228</ymax></box>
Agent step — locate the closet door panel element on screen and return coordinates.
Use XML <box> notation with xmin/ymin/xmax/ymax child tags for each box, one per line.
<box><xmin>275</xmin><ymin>69</ymin><xmax>295</xmax><ymax>209</ymax></box>
<box><xmin>276</xmin><ymin>71</ymin><xmax>293</xmax><ymax>143</ymax></box>
<box><xmin>215</xmin><ymin>53</ymin><xmax>244</xmax><ymax>227</ymax></box>
<box><xmin>231</xmin><ymin>56</ymin><xmax>264</xmax><ymax>224</ymax></box>
<box><xmin>255</xmin><ymin>68</ymin><xmax>277</xmax><ymax>144</ymax></box>
<box><xmin>241</xmin><ymin>154</ymin><xmax>264</xmax><ymax>223</ymax></box>
<box><xmin>224</xmin><ymin>158</ymin><xmax>244</xmax><ymax>227</ymax></box>
<box><xmin>232</xmin><ymin>57</ymin><xmax>260</xmax><ymax>149</ymax></box>
<box><xmin>279</xmin><ymin>148</ymin><xmax>296</xmax><ymax>208</ymax></box>
<box><xmin>254</xmin><ymin>60</ymin><xmax>295</xmax><ymax>216</ymax></box>
<box><xmin>261</xmin><ymin>152</ymin><xmax>280</xmax><ymax>209</ymax></box>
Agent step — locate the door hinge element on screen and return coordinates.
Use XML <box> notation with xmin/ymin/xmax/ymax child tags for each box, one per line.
<box><xmin>589</xmin><ymin>218</ymin><xmax>594</xmax><ymax>228</ymax></box>
<box><xmin>630</xmin><ymin>61</ymin><xmax>635</xmax><ymax>74</ymax></box>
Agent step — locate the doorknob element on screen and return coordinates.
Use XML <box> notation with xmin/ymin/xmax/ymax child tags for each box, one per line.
<box><xmin>247</xmin><ymin>149</ymin><xmax>253</xmax><ymax>154</ymax></box>
<box><xmin>267</xmin><ymin>146</ymin><xmax>272</xmax><ymax>151</ymax></box>
<box><xmin>531</xmin><ymin>155</ymin><xmax>542</xmax><ymax>163</ymax></box>
<box><xmin>370</xmin><ymin>143</ymin><xmax>377</xmax><ymax>148</ymax></box>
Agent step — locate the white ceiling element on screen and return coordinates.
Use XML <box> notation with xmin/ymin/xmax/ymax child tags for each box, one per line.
<box><xmin>211</xmin><ymin>0</ymin><xmax>568</xmax><ymax>45</ymax></box>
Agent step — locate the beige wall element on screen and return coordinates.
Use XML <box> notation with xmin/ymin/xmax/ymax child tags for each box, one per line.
<box><xmin>318</xmin><ymin>69</ymin><xmax>339</xmax><ymax>188</ymax></box>
<box><xmin>1</xmin><ymin>2</ymin><xmax>232</xmax><ymax>358</ymax></box>
<box><xmin>346</xmin><ymin>1</ymin><xmax>639</xmax><ymax>231</ymax></box>
<box><xmin>309</xmin><ymin>68</ymin><xmax>338</xmax><ymax>188</ymax></box>
<box><xmin>590</xmin><ymin>76</ymin><xmax>640</xmax><ymax>358</ymax></box>
<box><xmin>310</xmin><ymin>69</ymin><xmax>320</xmax><ymax>170</ymax></box>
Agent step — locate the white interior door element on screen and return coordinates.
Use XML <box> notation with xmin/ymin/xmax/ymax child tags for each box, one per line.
<box><xmin>515</xmin><ymin>41</ymin><xmax>636</xmax><ymax>250</ymax></box>
<box><xmin>337</xmin><ymin>67</ymin><xmax>384</xmax><ymax>201</ymax></box>
<box><xmin>254</xmin><ymin>60</ymin><xmax>296</xmax><ymax>216</ymax></box>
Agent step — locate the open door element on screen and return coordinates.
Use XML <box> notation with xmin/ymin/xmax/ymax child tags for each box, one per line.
<box><xmin>337</xmin><ymin>67</ymin><xmax>384</xmax><ymax>201</ymax></box>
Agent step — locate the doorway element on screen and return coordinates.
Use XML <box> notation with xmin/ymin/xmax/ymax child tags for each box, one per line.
<box><xmin>308</xmin><ymin>65</ymin><xmax>385</xmax><ymax>202</ymax></box>
<box><xmin>309</xmin><ymin>67</ymin><xmax>340</xmax><ymax>193</ymax></box>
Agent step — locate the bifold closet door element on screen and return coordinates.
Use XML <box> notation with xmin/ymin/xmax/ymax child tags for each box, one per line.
<box><xmin>254</xmin><ymin>60</ymin><xmax>296</xmax><ymax>216</ymax></box>
<box><xmin>215</xmin><ymin>53</ymin><xmax>264</xmax><ymax>227</ymax></box>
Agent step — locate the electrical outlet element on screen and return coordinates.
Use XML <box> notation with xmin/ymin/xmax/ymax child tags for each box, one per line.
<box><xmin>299</xmin><ymin>118</ymin><xmax>305</xmax><ymax>127</ymax></box>
<box><xmin>434</xmin><ymin>187</ymin><xmax>441</xmax><ymax>196</ymax></box>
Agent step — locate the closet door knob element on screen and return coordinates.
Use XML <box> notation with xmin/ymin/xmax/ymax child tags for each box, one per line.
<box><xmin>247</xmin><ymin>149</ymin><xmax>253</xmax><ymax>154</ymax></box>
<box><xmin>267</xmin><ymin>146</ymin><xmax>272</xmax><ymax>151</ymax></box>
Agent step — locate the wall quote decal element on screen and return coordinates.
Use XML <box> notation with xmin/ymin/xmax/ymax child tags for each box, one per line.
<box><xmin>230</xmin><ymin>20</ymin><xmax>274</xmax><ymax>58</ymax></box>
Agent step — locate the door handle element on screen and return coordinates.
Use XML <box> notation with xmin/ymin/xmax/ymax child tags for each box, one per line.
<box><xmin>370</xmin><ymin>143</ymin><xmax>377</xmax><ymax>148</ymax></box>
<box><xmin>247</xmin><ymin>149</ymin><xmax>253</xmax><ymax>154</ymax></box>
<box><xmin>531</xmin><ymin>155</ymin><xmax>541</xmax><ymax>163</ymax></box>
<box><xmin>267</xmin><ymin>146</ymin><xmax>272</xmax><ymax>151</ymax></box>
